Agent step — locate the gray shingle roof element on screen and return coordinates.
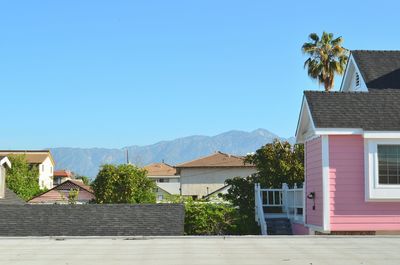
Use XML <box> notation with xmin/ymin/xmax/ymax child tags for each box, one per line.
<box><xmin>304</xmin><ymin>90</ymin><xmax>400</xmax><ymax>130</ymax></box>
<box><xmin>0</xmin><ymin>204</ymin><xmax>184</xmax><ymax>236</ymax></box>
<box><xmin>0</xmin><ymin>188</ymin><xmax>25</xmax><ymax>205</ymax></box>
<box><xmin>352</xmin><ymin>50</ymin><xmax>400</xmax><ymax>89</ymax></box>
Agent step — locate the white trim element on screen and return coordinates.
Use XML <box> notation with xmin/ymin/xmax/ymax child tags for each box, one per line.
<box><xmin>340</xmin><ymin>54</ymin><xmax>368</xmax><ymax>92</ymax></box>
<box><xmin>0</xmin><ymin>157</ymin><xmax>11</xmax><ymax>168</ymax></box>
<box><xmin>295</xmin><ymin>97</ymin><xmax>316</xmax><ymax>143</ymax></box>
<box><xmin>321</xmin><ymin>136</ymin><xmax>330</xmax><ymax>232</ymax></box>
<box><xmin>363</xmin><ymin>132</ymin><xmax>400</xmax><ymax>139</ymax></box>
<box><xmin>314</xmin><ymin>128</ymin><xmax>363</xmax><ymax>135</ymax></box>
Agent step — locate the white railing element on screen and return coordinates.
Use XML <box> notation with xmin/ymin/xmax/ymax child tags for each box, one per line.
<box><xmin>255</xmin><ymin>182</ymin><xmax>305</xmax><ymax>235</ymax></box>
<box><xmin>282</xmin><ymin>183</ymin><xmax>304</xmax><ymax>222</ymax></box>
<box><xmin>254</xmin><ymin>183</ymin><xmax>267</xmax><ymax>235</ymax></box>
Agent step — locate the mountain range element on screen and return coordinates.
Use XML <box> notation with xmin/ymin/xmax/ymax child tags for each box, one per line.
<box><xmin>50</xmin><ymin>129</ymin><xmax>294</xmax><ymax>178</ymax></box>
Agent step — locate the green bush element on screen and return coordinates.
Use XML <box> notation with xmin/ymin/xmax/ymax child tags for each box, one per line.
<box><xmin>165</xmin><ymin>195</ymin><xmax>239</xmax><ymax>235</ymax></box>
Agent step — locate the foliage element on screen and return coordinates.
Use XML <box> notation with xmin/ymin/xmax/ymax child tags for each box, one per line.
<box><xmin>75</xmin><ymin>175</ymin><xmax>91</xmax><ymax>185</ymax></box>
<box><xmin>302</xmin><ymin>31</ymin><xmax>349</xmax><ymax>91</ymax></box>
<box><xmin>68</xmin><ymin>188</ymin><xmax>79</xmax><ymax>204</ymax></box>
<box><xmin>6</xmin><ymin>154</ymin><xmax>41</xmax><ymax>201</ymax></box>
<box><xmin>223</xmin><ymin>139</ymin><xmax>304</xmax><ymax>234</ymax></box>
<box><xmin>92</xmin><ymin>164</ymin><xmax>156</xmax><ymax>204</ymax></box>
<box><xmin>244</xmin><ymin>139</ymin><xmax>304</xmax><ymax>188</ymax></box>
<box><xmin>165</xmin><ymin>195</ymin><xmax>240</xmax><ymax>235</ymax></box>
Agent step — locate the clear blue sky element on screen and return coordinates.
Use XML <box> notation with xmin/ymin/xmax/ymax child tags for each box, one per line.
<box><xmin>1</xmin><ymin>1</ymin><xmax>399</xmax><ymax>149</ymax></box>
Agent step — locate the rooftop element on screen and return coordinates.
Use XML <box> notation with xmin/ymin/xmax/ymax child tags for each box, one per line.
<box><xmin>304</xmin><ymin>89</ymin><xmax>400</xmax><ymax>130</ymax></box>
<box><xmin>0</xmin><ymin>150</ymin><xmax>54</xmax><ymax>165</ymax></box>
<box><xmin>176</xmin><ymin>151</ymin><xmax>254</xmax><ymax>168</ymax></box>
<box><xmin>352</xmin><ymin>50</ymin><xmax>400</xmax><ymax>89</ymax></box>
<box><xmin>144</xmin><ymin>162</ymin><xmax>177</xmax><ymax>176</ymax></box>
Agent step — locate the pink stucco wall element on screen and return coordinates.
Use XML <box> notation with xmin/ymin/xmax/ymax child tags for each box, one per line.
<box><xmin>305</xmin><ymin>137</ymin><xmax>323</xmax><ymax>227</ymax></box>
<box><xmin>292</xmin><ymin>222</ymin><xmax>310</xmax><ymax>235</ymax></box>
<box><xmin>329</xmin><ymin>135</ymin><xmax>400</xmax><ymax>231</ymax></box>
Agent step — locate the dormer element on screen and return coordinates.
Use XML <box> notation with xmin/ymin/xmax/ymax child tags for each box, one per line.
<box><xmin>340</xmin><ymin>53</ymin><xmax>367</xmax><ymax>92</ymax></box>
<box><xmin>341</xmin><ymin>50</ymin><xmax>400</xmax><ymax>91</ymax></box>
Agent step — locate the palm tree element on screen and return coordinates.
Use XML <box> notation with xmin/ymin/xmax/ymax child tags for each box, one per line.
<box><xmin>302</xmin><ymin>32</ymin><xmax>349</xmax><ymax>91</ymax></box>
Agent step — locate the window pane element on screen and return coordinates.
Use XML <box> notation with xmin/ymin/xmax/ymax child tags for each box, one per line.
<box><xmin>378</xmin><ymin>145</ymin><xmax>400</xmax><ymax>185</ymax></box>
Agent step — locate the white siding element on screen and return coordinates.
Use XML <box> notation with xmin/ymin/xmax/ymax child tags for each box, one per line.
<box><xmin>38</xmin><ymin>157</ymin><xmax>54</xmax><ymax>189</ymax></box>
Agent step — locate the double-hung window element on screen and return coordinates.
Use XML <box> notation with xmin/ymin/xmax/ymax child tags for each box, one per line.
<box><xmin>366</xmin><ymin>141</ymin><xmax>400</xmax><ymax>200</ymax></box>
<box><xmin>378</xmin><ymin>145</ymin><xmax>400</xmax><ymax>185</ymax></box>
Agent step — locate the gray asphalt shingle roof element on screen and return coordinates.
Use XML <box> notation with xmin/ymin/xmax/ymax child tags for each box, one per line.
<box><xmin>304</xmin><ymin>90</ymin><xmax>400</xmax><ymax>130</ymax></box>
<box><xmin>352</xmin><ymin>50</ymin><xmax>400</xmax><ymax>89</ymax></box>
<box><xmin>0</xmin><ymin>204</ymin><xmax>184</xmax><ymax>236</ymax></box>
<box><xmin>0</xmin><ymin>188</ymin><xmax>25</xmax><ymax>205</ymax></box>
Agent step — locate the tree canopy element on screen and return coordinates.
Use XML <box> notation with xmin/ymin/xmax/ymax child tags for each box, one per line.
<box><xmin>223</xmin><ymin>139</ymin><xmax>304</xmax><ymax>234</ymax></box>
<box><xmin>91</xmin><ymin>164</ymin><xmax>156</xmax><ymax>204</ymax></box>
<box><xmin>302</xmin><ymin>31</ymin><xmax>349</xmax><ymax>91</ymax></box>
<box><xmin>6</xmin><ymin>154</ymin><xmax>41</xmax><ymax>201</ymax></box>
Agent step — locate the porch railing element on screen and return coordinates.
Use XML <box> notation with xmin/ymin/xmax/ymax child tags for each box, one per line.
<box><xmin>255</xmin><ymin>182</ymin><xmax>305</xmax><ymax>235</ymax></box>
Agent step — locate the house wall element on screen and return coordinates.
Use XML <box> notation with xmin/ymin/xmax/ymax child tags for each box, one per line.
<box><xmin>329</xmin><ymin>135</ymin><xmax>400</xmax><ymax>231</ymax></box>
<box><xmin>180</xmin><ymin>167</ymin><xmax>257</xmax><ymax>197</ymax></box>
<box><xmin>305</xmin><ymin>137</ymin><xmax>324</xmax><ymax>228</ymax></box>
<box><xmin>38</xmin><ymin>157</ymin><xmax>54</xmax><ymax>189</ymax></box>
<box><xmin>0</xmin><ymin>166</ymin><xmax>5</xmax><ymax>199</ymax></box>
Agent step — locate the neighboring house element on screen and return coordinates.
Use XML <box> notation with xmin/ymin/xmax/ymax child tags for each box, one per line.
<box><xmin>28</xmin><ymin>179</ymin><xmax>94</xmax><ymax>204</ymax></box>
<box><xmin>0</xmin><ymin>156</ymin><xmax>24</xmax><ymax>205</ymax></box>
<box><xmin>144</xmin><ymin>162</ymin><xmax>180</xmax><ymax>201</ymax></box>
<box><xmin>53</xmin><ymin>170</ymin><xmax>74</xmax><ymax>186</ymax></box>
<box><xmin>176</xmin><ymin>151</ymin><xmax>257</xmax><ymax>198</ymax></box>
<box><xmin>0</xmin><ymin>150</ymin><xmax>55</xmax><ymax>189</ymax></box>
<box><xmin>295</xmin><ymin>50</ymin><xmax>400</xmax><ymax>234</ymax></box>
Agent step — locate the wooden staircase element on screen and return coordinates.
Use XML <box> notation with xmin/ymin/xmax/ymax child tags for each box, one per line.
<box><xmin>266</xmin><ymin>218</ymin><xmax>292</xmax><ymax>235</ymax></box>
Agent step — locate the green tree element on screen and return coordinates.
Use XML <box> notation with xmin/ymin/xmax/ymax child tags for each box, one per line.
<box><xmin>245</xmin><ymin>139</ymin><xmax>304</xmax><ymax>188</ymax></box>
<box><xmin>75</xmin><ymin>175</ymin><xmax>91</xmax><ymax>185</ymax></box>
<box><xmin>6</xmin><ymin>154</ymin><xmax>41</xmax><ymax>201</ymax></box>
<box><xmin>68</xmin><ymin>188</ymin><xmax>79</xmax><ymax>204</ymax></box>
<box><xmin>302</xmin><ymin>31</ymin><xmax>349</xmax><ymax>91</ymax></box>
<box><xmin>92</xmin><ymin>164</ymin><xmax>156</xmax><ymax>203</ymax></box>
<box><xmin>223</xmin><ymin>139</ymin><xmax>304</xmax><ymax>234</ymax></box>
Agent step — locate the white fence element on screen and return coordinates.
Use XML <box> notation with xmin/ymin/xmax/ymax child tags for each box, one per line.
<box><xmin>255</xmin><ymin>183</ymin><xmax>304</xmax><ymax>235</ymax></box>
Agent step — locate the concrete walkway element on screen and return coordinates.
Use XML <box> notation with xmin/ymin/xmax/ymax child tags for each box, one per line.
<box><xmin>0</xmin><ymin>236</ymin><xmax>399</xmax><ymax>265</ymax></box>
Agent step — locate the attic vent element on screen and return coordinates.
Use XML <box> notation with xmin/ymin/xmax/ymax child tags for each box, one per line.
<box><xmin>355</xmin><ymin>72</ymin><xmax>360</xmax><ymax>87</ymax></box>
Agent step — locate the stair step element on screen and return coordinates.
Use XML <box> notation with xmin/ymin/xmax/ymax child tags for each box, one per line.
<box><xmin>265</xmin><ymin>218</ymin><xmax>292</xmax><ymax>235</ymax></box>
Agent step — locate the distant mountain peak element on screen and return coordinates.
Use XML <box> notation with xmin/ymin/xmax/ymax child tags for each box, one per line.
<box><xmin>50</xmin><ymin>128</ymin><xmax>294</xmax><ymax>178</ymax></box>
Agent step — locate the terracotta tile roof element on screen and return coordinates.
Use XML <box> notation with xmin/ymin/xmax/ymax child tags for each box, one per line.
<box><xmin>54</xmin><ymin>170</ymin><xmax>73</xmax><ymax>178</ymax></box>
<box><xmin>176</xmin><ymin>151</ymin><xmax>255</xmax><ymax>168</ymax></box>
<box><xmin>144</xmin><ymin>162</ymin><xmax>177</xmax><ymax>176</ymax></box>
<box><xmin>0</xmin><ymin>150</ymin><xmax>55</xmax><ymax>165</ymax></box>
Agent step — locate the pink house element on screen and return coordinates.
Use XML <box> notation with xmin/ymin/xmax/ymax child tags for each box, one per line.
<box><xmin>295</xmin><ymin>50</ymin><xmax>400</xmax><ymax>235</ymax></box>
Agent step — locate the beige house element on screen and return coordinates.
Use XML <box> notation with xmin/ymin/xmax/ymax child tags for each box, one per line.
<box><xmin>176</xmin><ymin>151</ymin><xmax>257</xmax><ymax>198</ymax></box>
<box><xmin>0</xmin><ymin>150</ymin><xmax>55</xmax><ymax>189</ymax></box>
<box><xmin>144</xmin><ymin>162</ymin><xmax>180</xmax><ymax>201</ymax></box>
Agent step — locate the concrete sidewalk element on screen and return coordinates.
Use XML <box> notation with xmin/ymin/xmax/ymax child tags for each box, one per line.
<box><xmin>0</xmin><ymin>236</ymin><xmax>399</xmax><ymax>265</ymax></box>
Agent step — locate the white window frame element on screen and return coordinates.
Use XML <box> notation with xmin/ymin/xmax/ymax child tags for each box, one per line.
<box><xmin>365</xmin><ymin>139</ymin><xmax>400</xmax><ymax>201</ymax></box>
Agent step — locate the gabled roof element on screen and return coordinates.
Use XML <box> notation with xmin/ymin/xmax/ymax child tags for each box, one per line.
<box><xmin>304</xmin><ymin>90</ymin><xmax>400</xmax><ymax>130</ymax></box>
<box><xmin>144</xmin><ymin>162</ymin><xmax>177</xmax><ymax>176</ymax></box>
<box><xmin>28</xmin><ymin>179</ymin><xmax>94</xmax><ymax>203</ymax></box>
<box><xmin>176</xmin><ymin>151</ymin><xmax>254</xmax><ymax>168</ymax></box>
<box><xmin>0</xmin><ymin>156</ymin><xmax>11</xmax><ymax>168</ymax></box>
<box><xmin>352</xmin><ymin>50</ymin><xmax>400</xmax><ymax>89</ymax></box>
<box><xmin>0</xmin><ymin>150</ymin><xmax>55</xmax><ymax>166</ymax></box>
<box><xmin>0</xmin><ymin>188</ymin><xmax>25</xmax><ymax>205</ymax></box>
